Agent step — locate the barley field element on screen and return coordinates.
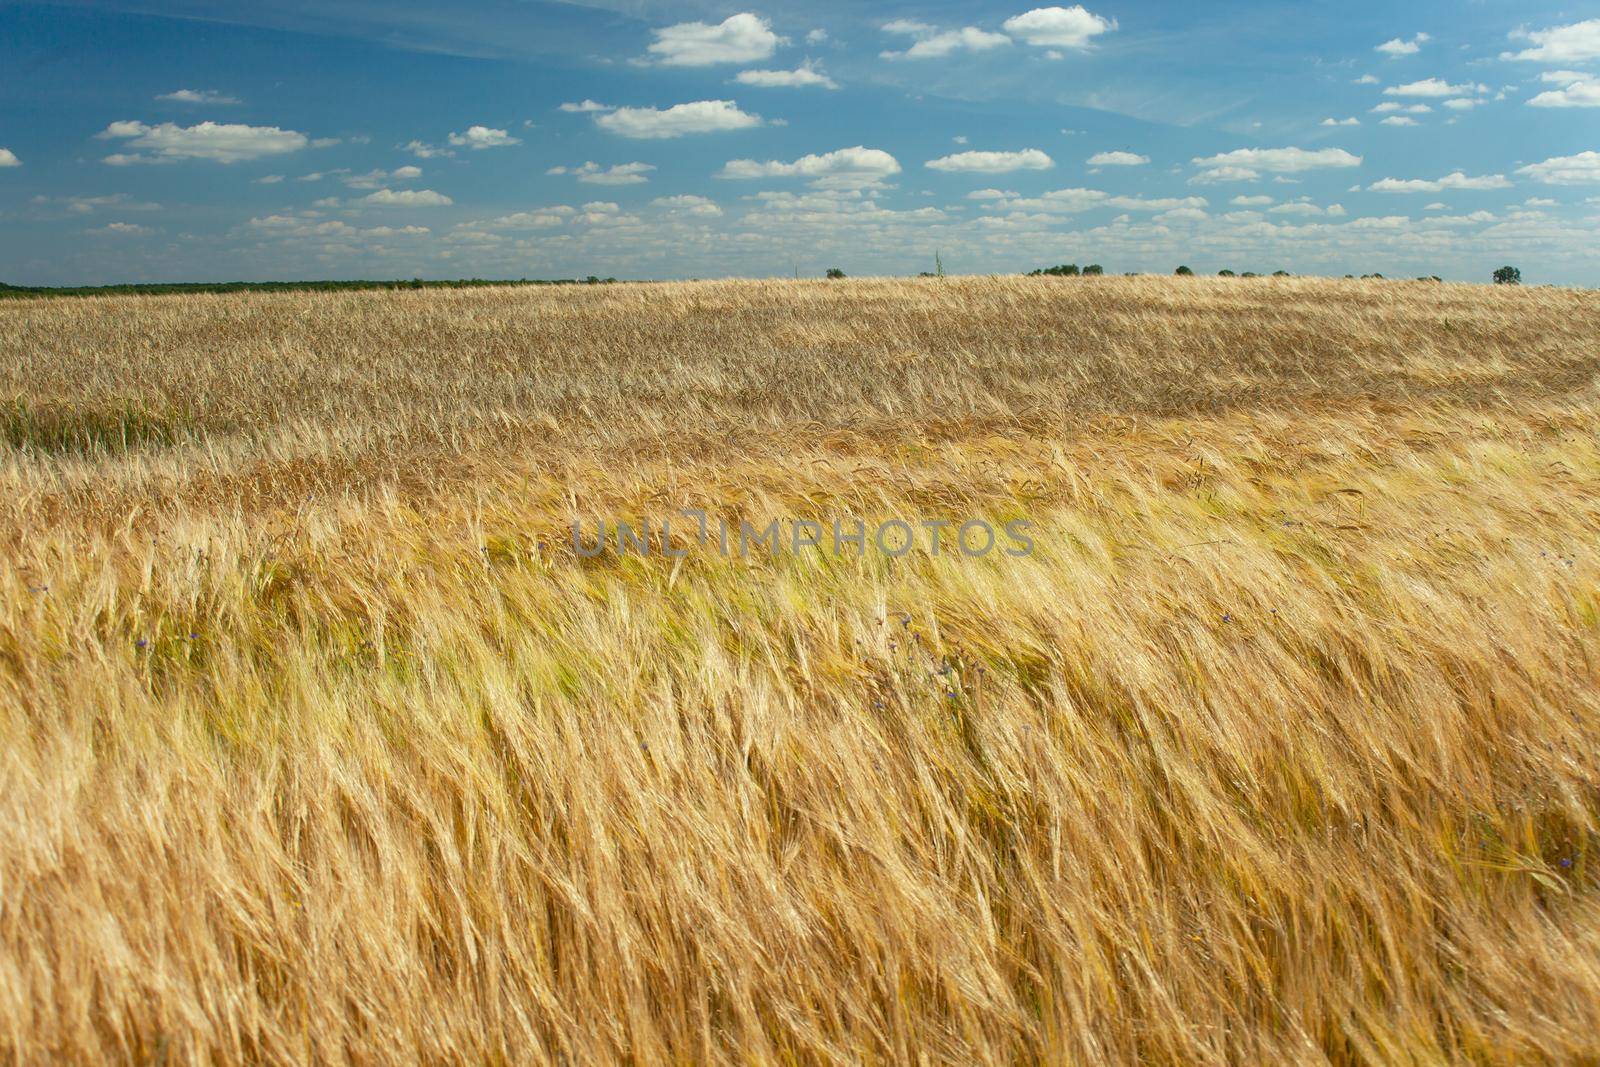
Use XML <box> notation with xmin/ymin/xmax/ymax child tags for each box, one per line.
<box><xmin>1</xmin><ymin>276</ymin><xmax>1598</xmax><ymax>1065</ymax></box>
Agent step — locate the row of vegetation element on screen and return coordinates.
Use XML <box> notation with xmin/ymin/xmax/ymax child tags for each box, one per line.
<box><xmin>0</xmin><ymin>277</ymin><xmax>620</xmax><ymax>299</ymax></box>
<box><xmin>1021</xmin><ymin>264</ymin><xmax>1523</xmax><ymax>284</ymax></box>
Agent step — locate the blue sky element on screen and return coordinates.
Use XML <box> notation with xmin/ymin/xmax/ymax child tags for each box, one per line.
<box><xmin>2</xmin><ymin>1</ymin><xmax>1598</xmax><ymax>284</ymax></box>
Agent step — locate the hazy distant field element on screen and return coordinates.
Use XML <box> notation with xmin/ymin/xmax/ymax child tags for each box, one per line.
<box><xmin>2</xmin><ymin>276</ymin><xmax>1598</xmax><ymax>1064</ymax></box>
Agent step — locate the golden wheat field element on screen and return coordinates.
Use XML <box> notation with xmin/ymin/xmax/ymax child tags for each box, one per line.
<box><xmin>1</xmin><ymin>275</ymin><xmax>1599</xmax><ymax>1065</ymax></box>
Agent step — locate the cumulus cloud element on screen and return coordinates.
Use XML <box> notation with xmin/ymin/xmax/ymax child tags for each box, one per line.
<box><xmin>1504</xmin><ymin>19</ymin><xmax>1600</xmax><ymax>64</ymax></box>
<box><xmin>1190</xmin><ymin>146</ymin><xmax>1361</xmax><ymax>183</ymax></box>
<box><xmin>1001</xmin><ymin>6</ymin><xmax>1115</xmax><ymax>49</ymax></box>
<box><xmin>156</xmin><ymin>88</ymin><xmax>242</xmax><ymax>105</ymax></box>
<box><xmin>1529</xmin><ymin>72</ymin><xmax>1600</xmax><ymax>108</ymax></box>
<box><xmin>1230</xmin><ymin>195</ymin><xmax>1274</xmax><ymax>206</ymax></box>
<box><xmin>1384</xmin><ymin>78</ymin><xmax>1486</xmax><ymax>97</ymax></box>
<box><xmin>719</xmin><ymin>146</ymin><xmax>902</xmax><ymax>188</ymax></box>
<box><xmin>559</xmin><ymin>100</ymin><xmax>614</xmax><ymax>113</ymax></box>
<box><xmin>1371</xmin><ymin>102</ymin><xmax>1431</xmax><ymax>113</ymax></box>
<box><xmin>97</xmin><ymin>120</ymin><xmax>308</xmax><ymax>164</ymax></box>
<box><xmin>734</xmin><ymin>62</ymin><xmax>839</xmax><ymax>89</ymax></box>
<box><xmin>547</xmin><ymin>161</ymin><xmax>656</xmax><ymax>185</ymax></box>
<box><xmin>1367</xmin><ymin>171</ymin><xmax>1510</xmax><ymax>192</ymax></box>
<box><xmin>1516</xmin><ymin>151</ymin><xmax>1600</xmax><ymax>185</ymax></box>
<box><xmin>1353</xmin><ymin>74</ymin><xmax>1380</xmax><ymax>85</ymax></box>
<box><xmin>32</xmin><ymin>193</ymin><xmax>160</xmax><ymax>213</ymax></box>
<box><xmin>1380</xmin><ymin>116</ymin><xmax>1418</xmax><ymax>126</ymax></box>
<box><xmin>335</xmin><ymin>166</ymin><xmax>425</xmax><ymax>190</ymax></box>
<box><xmin>248</xmin><ymin>215</ymin><xmax>430</xmax><ymax>242</ymax></box>
<box><xmin>978</xmin><ymin>187</ymin><xmax>1207</xmax><ymax>214</ymax></box>
<box><xmin>403</xmin><ymin>140</ymin><xmax>453</xmax><ymax>158</ymax></box>
<box><xmin>926</xmin><ymin>148</ymin><xmax>1054</xmax><ymax>173</ymax></box>
<box><xmin>362</xmin><ymin>188</ymin><xmax>453</xmax><ymax>206</ymax></box>
<box><xmin>1190</xmin><ymin>166</ymin><xmax>1261</xmax><ymax>184</ymax></box>
<box><xmin>1375</xmin><ymin>33</ymin><xmax>1428</xmax><ymax>57</ymax></box>
<box><xmin>596</xmin><ymin>100</ymin><xmax>762</xmax><ymax>138</ymax></box>
<box><xmin>880</xmin><ymin>20</ymin><xmax>1010</xmax><ymax>59</ymax></box>
<box><xmin>1321</xmin><ymin>117</ymin><xmax>1361</xmax><ymax>126</ymax></box>
<box><xmin>651</xmin><ymin>194</ymin><xmax>723</xmax><ymax>216</ymax></box>
<box><xmin>1087</xmin><ymin>150</ymin><xmax>1148</xmax><ymax>166</ymax></box>
<box><xmin>647</xmin><ymin>13</ymin><xmax>780</xmax><ymax>66</ymax></box>
<box><xmin>0</xmin><ymin>148</ymin><xmax>18</xmax><ymax>168</ymax></box>
<box><xmin>447</xmin><ymin>126</ymin><xmax>520</xmax><ymax>149</ymax></box>
<box><xmin>487</xmin><ymin>206</ymin><xmax>575</xmax><ymax>229</ymax></box>
<box><xmin>87</xmin><ymin>221</ymin><xmax>155</xmax><ymax>235</ymax></box>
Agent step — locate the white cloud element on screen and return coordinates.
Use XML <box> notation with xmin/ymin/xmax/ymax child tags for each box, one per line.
<box><xmin>1371</xmin><ymin>102</ymin><xmax>1431</xmax><ymax>113</ymax></box>
<box><xmin>651</xmin><ymin>194</ymin><xmax>723</xmax><ymax>216</ymax></box>
<box><xmin>1367</xmin><ymin>171</ymin><xmax>1510</xmax><ymax>193</ymax></box>
<box><xmin>1001</xmin><ymin>7</ymin><xmax>1115</xmax><ymax>49</ymax></box>
<box><xmin>362</xmin><ymin>188</ymin><xmax>453</xmax><ymax>206</ymax></box>
<box><xmin>156</xmin><ymin>88</ymin><xmax>242</xmax><ymax>105</ymax></box>
<box><xmin>880</xmin><ymin>21</ymin><xmax>1010</xmax><ymax>59</ymax></box>
<box><xmin>32</xmin><ymin>193</ymin><xmax>160</xmax><ymax>214</ymax></box>
<box><xmin>1504</xmin><ymin>19</ymin><xmax>1600</xmax><ymax>64</ymax></box>
<box><xmin>487</xmin><ymin>206</ymin><xmax>575</xmax><ymax>229</ymax></box>
<box><xmin>1230</xmin><ymin>195</ymin><xmax>1274</xmax><ymax>206</ymax></box>
<box><xmin>87</xmin><ymin>221</ymin><xmax>154</xmax><ymax>235</ymax></box>
<box><xmin>647</xmin><ymin>13</ymin><xmax>780</xmax><ymax>66</ymax></box>
<box><xmin>926</xmin><ymin>148</ymin><xmax>1054</xmax><ymax>173</ymax></box>
<box><xmin>1383</xmin><ymin>78</ymin><xmax>1486</xmax><ymax>97</ymax></box>
<box><xmin>1516</xmin><ymin>151</ymin><xmax>1600</xmax><ymax>185</ymax></box>
<box><xmin>966</xmin><ymin>188</ymin><xmax>1018</xmax><ymax>199</ymax></box>
<box><xmin>97</xmin><ymin>120</ymin><xmax>308</xmax><ymax>164</ymax></box>
<box><xmin>0</xmin><ymin>148</ymin><xmax>18</xmax><ymax>168</ymax></box>
<box><xmin>1375</xmin><ymin>33</ymin><xmax>1429</xmax><ymax>57</ymax></box>
<box><xmin>734</xmin><ymin>62</ymin><xmax>839</xmax><ymax>89</ymax></box>
<box><xmin>1189</xmin><ymin>166</ymin><xmax>1260</xmax><ymax>184</ymax></box>
<box><xmin>1354</xmin><ymin>74</ymin><xmax>1380</xmax><ymax>85</ymax></box>
<box><xmin>806</xmin><ymin>29</ymin><xmax>828</xmax><ymax>44</ymax></box>
<box><xmin>559</xmin><ymin>100</ymin><xmax>614</xmax><ymax>113</ymax></box>
<box><xmin>335</xmin><ymin>166</ymin><xmax>425</xmax><ymax>190</ymax></box>
<box><xmin>718</xmin><ymin>145</ymin><xmax>902</xmax><ymax>188</ymax></box>
<box><xmin>596</xmin><ymin>100</ymin><xmax>762</xmax><ymax>139</ymax></box>
<box><xmin>547</xmin><ymin>161</ymin><xmax>656</xmax><ymax>185</ymax></box>
<box><xmin>447</xmin><ymin>126</ymin><xmax>519</xmax><ymax>150</ymax></box>
<box><xmin>1379</xmin><ymin>116</ymin><xmax>1418</xmax><ymax>126</ymax></box>
<box><xmin>248</xmin><ymin>216</ymin><xmax>430</xmax><ymax>242</ymax></box>
<box><xmin>1190</xmin><ymin>146</ymin><xmax>1361</xmax><ymax>184</ymax></box>
<box><xmin>1321</xmin><ymin>117</ymin><xmax>1361</xmax><ymax>126</ymax></box>
<box><xmin>404</xmin><ymin>140</ymin><xmax>453</xmax><ymax>159</ymax></box>
<box><xmin>1087</xmin><ymin>150</ymin><xmax>1148</xmax><ymax>166</ymax></box>
<box><xmin>1528</xmin><ymin>72</ymin><xmax>1600</xmax><ymax>108</ymax></box>
<box><xmin>1442</xmin><ymin>98</ymin><xmax>1482</xmax><ymax>110</ymax></box>
<box><xmin>977</xmin><ymin>187</ymin><xmax>1206</xmax><ymax>214</ymax></box>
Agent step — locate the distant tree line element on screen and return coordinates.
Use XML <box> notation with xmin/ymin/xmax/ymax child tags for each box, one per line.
<box><xmin>1028</xmin><ymin>264</ymin><xmax>1526</xmax><ymax>285</ymax></box>
<box><xmin>0</xmin><ymin>277</ymin><xmax>620</xmax><ymax>300</ymax></box>
<box><xmin>1026</xmin><ymin>264</ymin><xmax>1104</xmax><ymax>277</ymax></box>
